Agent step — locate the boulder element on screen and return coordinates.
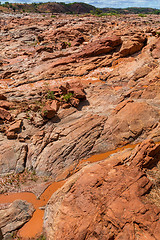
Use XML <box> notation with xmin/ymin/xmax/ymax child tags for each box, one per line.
<box><xmin>7</xmin><ymin>120</ymin><xmax>22</xmax><ymax>133</ymax></box>
<box><xmin>119</xmin><ymin>35</ymin><xmax>147</xmax><ymax>57</ymax></box>
<box><xmin>119</xmin><ymin>41</ymin><xmax>144</xmax><ymax>57</ymax></box>
<box><xmin>41</xmin><ymin>100</ymin><xmax>59</xmax><ymax>119</ymax></box>
<box><xmin>0</xmin><ymin>108</ymin><xmax>12</xmax><ymax>121</ymax></box>
<box><xmin>68</xmin><ymin>87</ymin><xmax>86</xmax><ymax>99</ymax></box>
<box><xmin>50</xmin><ymin>100</ymin><xmax>60</xmax><ymax>113</ymax></box>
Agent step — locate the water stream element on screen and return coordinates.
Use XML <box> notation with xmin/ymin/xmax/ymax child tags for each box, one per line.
<box><xmin>0</xmin><ymin>143</ymin><xmax>139</xmax><ymax>239</ymax></box>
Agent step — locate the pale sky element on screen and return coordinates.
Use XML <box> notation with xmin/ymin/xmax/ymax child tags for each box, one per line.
<box><xmin>1</xmin><ymin>0</ymin><xmax>160</xmax><ymax>9</ymax></box>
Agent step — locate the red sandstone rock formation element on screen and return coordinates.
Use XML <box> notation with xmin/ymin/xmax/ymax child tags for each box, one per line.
<box><xmin>44</xmin><ymin>140</ymin><xmax>160</xmax><ymax>240</ymax></box>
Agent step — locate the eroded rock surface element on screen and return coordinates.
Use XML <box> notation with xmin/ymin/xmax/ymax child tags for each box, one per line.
<box><xmin>44</xmin><ymin>140</ymin><xmax>160</xmax><ymax>240</ymax></box>
<box><xmin>0</xmin><ymin>200</ymin><xmax>35</xmax><ymax>238</ymax></box>
<box><xmin>0</xmin><ymin>13</ymin><xmax>160</xmax><ymax>181</ymax></box>
<box><xmin>1</xmin><ymin>12</ymin><xmax>160</xmax><ymax>239</ymax></box>
<box><xmin>0</xmin><ymin>139</ymin><xmax>28</xmax><ymax>176</ymax></box>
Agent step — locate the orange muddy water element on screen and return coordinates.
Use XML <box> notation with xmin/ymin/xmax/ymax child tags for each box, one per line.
<box><xmin>80</xmin><ymin>143</ymin><xmax>137</xmax><ymax>165</ymax></box>
<box><xmin>0</xmin><ymin>181</ymin><xmax>65</xmax><ymax>239</ymax></box>
<box><xmin>0</xmin><ymin>142</ymin><xmax>149</xmax><ymax>239</ymax></box>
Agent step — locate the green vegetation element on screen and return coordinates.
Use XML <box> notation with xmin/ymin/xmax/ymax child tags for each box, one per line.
<box><xmin>46</xmin><ymin>90</ymin><xmax>55</xmax><ymax>100</ymax></box>
<box><xmin>64</xmin><ymin>41</ymin><xmax>71</xmax><ymax>47</ymax></box>
<box><xmin>0</xmin><ymin>2</ymin><xmax>160</xmax><ymax>15</ymax></box>
<box><xmin>36</xmin><ymin>235</ymin><xmax>46</xmax><ymax>240</ymax></box>
<box><xmin>138</xmin><ymin>13</ymin><xmax>147</xmax><ymax>17</ymax></box>
<box><xmin>62</xmin><ymin>92</ymin><xmax>73</xmax><ymax>102</ymax></box>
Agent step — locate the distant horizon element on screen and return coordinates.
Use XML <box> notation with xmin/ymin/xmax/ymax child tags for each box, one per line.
<box><xmin>1</xmin><ymin>0</ymin><xmax>160</xmax><ymax>10</ymax></box>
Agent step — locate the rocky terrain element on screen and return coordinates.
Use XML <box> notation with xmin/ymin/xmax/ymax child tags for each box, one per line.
<box><xmin>0</xmin><ymin>12</ymin><xmax>160</xmax><ymax>239</ymax></box>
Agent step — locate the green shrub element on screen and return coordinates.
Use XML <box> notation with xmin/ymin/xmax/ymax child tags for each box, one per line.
<box><xmin>36</xmin><ymin>235</ymin><xmax>46</xmax><ymax>240</ymax></box>
<box><xmin>138</xmin><ymin>13</ymin><xmax>146</xmax><ymax>17</ymax></box>
<box><xmin>46</xmin><ymin>90</ymin><xmax>55</xmax><ymax>100</ymax></box>
<box><xmin>62</xmin><ymin>92</ymin><xmax>73</xmax><ymax>102</ymax></box>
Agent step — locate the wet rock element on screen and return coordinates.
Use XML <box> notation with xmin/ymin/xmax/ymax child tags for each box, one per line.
<box><xmin>0</xmin><ymin>200</ymin><xmax>35</xmax><ymax>237</ymax></box>
<box><xmin>44</xmin><ymin>140</ymin><xmax>160</xmax><ymax>240</ymax></box>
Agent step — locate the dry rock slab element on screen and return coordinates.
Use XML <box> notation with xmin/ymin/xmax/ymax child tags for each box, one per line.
<box><xmin>0</xmin><ymin>140</ymin><xmax>28</xmax><ymax>176</ymax></box>
<box><xmin>27</xmin><ymin>114</ymin><xmax>106</xmax><ymax>178</ymax></box>
<box><xmin>92</xmin><ymin>101</ymin><xmax>160</xmax><ymax>153</ymax></box>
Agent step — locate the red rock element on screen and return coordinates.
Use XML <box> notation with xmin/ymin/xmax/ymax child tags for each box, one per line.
<box><xmin>50</xmin><ymin>35</ymin><xmax>122</xmax><ymax>68</ymax></box>
<box><xmin>44</xmin><ymin>140</ymin><xmax>160</xmax><ymax>240</ymax></box>
<box><xmin>151</xmin><ymin>39</ymin><xmax>160</xmax><ymax>59</ymax></box>
<box><xmin>70</xmin><ymin>97</ymin><xmax>80</xmax><ymax>107</ymax></box>
<box><xmin>0</xmin><ymin>100</ymin><xmax>13</xmax><ymax>110</ymax></box>
<box><xmin>51</xmin><ymin>56</ymin><xmax>76</xmax><ymax>68</ymax></box>
<box><xmin>66</xmin><ymin>81</ymin><xmax>85</xmax><ymax>99</ymax></box>
<box><xmin>7</xmin><ymin>120</ymin><xmax>22</xmax><ymax>133</ymax></box>
<box><xmin>131</xmin><ymin>139</ymin><xmax>160</xmax><ymax>168</ymax></box>
<box><xmin>78</xmin><ymin>35</ymin><xmax>122</xmax><ymax>58</ymax></box>
<box><xmin>71</xmin><ymin>36</ymin><xmax>85</xmax><ymax>47</ymax></box>
<box><xmin>6</xmin><ymin>131</ymin><xmax>17</xmax><ymax>139</ymax></box>
<box><xmin>42</xmin><ymin>104</ymin><xmax>56</xmax><ymax>119</ymax></box>
<box><xmin>41</xmin><ymin>101</ymin><xmax>59</xmax><ymax>119</ymax></box>
<box><xmin>36</xmin><ymin>45</ymin><xmax>54</xmax><ymax>53</ymax></box>
<box><xmin>119</xmin><ymin>41</ymin><xmax>144</xmax><ymax>57</ymax></box>
<box><xmin>0</xmin><ymin>94</ymin><xmax>7</xmax><ymax>100</ymax></box>
<box><xmin>6</xmin><ymin>120</ymin><xmax>22</xmax><ymax>139</ymax></box>
<box><xmin>68</xmin><ymin>87</ymin><xmax>86</xmax><ymax>99</ymax></box>
<box><xmin>0</xmin><ymin>107</ymin><xmax>12</xmax><ymax>121</ymax></box>
<box><xmin>50</xmin><ymin>100</ymin><xmax>60</xmax><ymax>112</ymax></box>
<box><xmin>61</xmin><ymin>103</ymin><xmax>71</xmax><ymax>109</ymax></box>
